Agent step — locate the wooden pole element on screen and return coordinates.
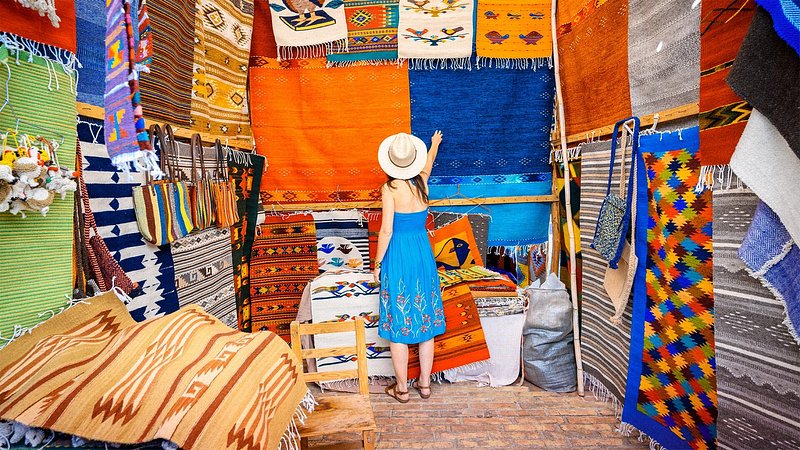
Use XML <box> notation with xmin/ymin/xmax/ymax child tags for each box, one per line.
<box><xmin>551</xmin><ymin>0</ymin><xmax>584</xmax><ymax>396</ymax></box>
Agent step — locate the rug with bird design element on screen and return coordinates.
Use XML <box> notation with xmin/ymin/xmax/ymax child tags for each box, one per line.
<box><xmin>312</xmin><ymin>210</ymin><xmax>370</xmax><ymax>272</ymax></box>
<box><xmin>397</xmin><ymin>0</ymin><xmax>474</xmax><ymax>68</ymax></box>
<box><xmin>268</xmin><ymin>0</ymin><xmax>348</xmax><ymax>58</ymax></box>
<box><xmin>249</xmin><ymin>214</ymin><xmax>319</xmax><ymax>342</ymax></box>
<box><xmin>475</xmin><ymin>0</ymin><xmax>552</xmax><ymax>68</ymax></box>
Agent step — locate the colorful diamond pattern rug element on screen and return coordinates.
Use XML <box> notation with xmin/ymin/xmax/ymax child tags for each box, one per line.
<box><xmin>327</xmin><ymin>0</ymin><xmax>399</xmax><ymax>65</ymax></box>
<box><xmin>623</xmin><ymin>127</ymin><xmax>717</xmax><ymax>450</ymax></box>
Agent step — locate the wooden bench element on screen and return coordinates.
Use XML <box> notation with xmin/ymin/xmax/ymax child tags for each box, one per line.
<box><xmin>290</xmin><ymin>319</ymin><xmax>377</xmax><ymax>450</ymax></box>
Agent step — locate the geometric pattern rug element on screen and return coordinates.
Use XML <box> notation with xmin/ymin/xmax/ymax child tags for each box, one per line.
<box><xmin>624</xmin><ymin>127</ymin><xmax>716</xmax><ymax>450</ymax></box>
<box><xmin>713</xmin><ymin>188</ymin><xmax>800</xmax><ymax>449</ymax></box>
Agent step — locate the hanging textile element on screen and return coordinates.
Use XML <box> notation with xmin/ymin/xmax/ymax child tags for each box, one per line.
<box><xmin>756</xmin><ymin>0</ymin><xmax>800</xmax><ymax>56</ymax></box>
<box><xmin>730</xmin><ymin>109</ymin><xmax>800</xmax><ymax>244</ymax></box>
<box><xmin>577</xmin><ymin>140</ymin><xmax>639</xmax><ymax>406</ymax></box>
<box><xmin>727</xmin><ymin>7</ymin><xmax>800</xmax><ymax>157</ymax></box>
<box><xmin>312</xmin><ymin>210</ymin><xmax>369</xmax><ymax>272</ymax></box>
<box><xmin>139</xmin><ymin>0</ymin><xmax>195</xmax><ymax>126</ymax></box>
<box><xmin>554</xmin><ymin>157</ymin><xmax>581</xmax><ymax>296</ymax></box>
<box><xmin>228</xmin><ymin>150</ymin><xmax>266</xmax><ymax>333</ymax></box>
<box><xmin>250</xmin><ymin>58</ymin><xmax>410</xmax><ymax>204</ymax></box>
<box><xmin>396</xmin><ymin>0</ymin><xmax>474</xmax><ymax>69</ymax></box>
<box><xmin>623</xmin><ymin>127</ymin><xmax>716</xmax><ymax>450</ymax></box>
<box><xmin>0</xmin><ymin>0</ymin><xmax>76</xmax><ymax>53</ymax></box>
<box><xmin>627</xmin><ymin>0</ymin><xmax>700</xmax><ymax>116</ymax></box>
<box><xmin>251</xmin><ymin>0</ymin><xmax>280</xmax><ymax>59</ymax></box>
<box><xmin>76</xmin><ymin>0</ymin><xmax>105</xmax><ymax>106</ymax></box>
<box><xmin>432</xmin><ymin>212</ymin><xmax>490</xmax><ymax>263</ymax></box>
<box><xmin>0</xmin><ymin>47</ymin><xmax>76</xmax><ymax>339</ymax></box>
<box><xmin>696</xmin><ymin>0</ymin><xmax>754</xmax><ymax>172</ymax></box>
<box><xmin>475</xmin><ymin>0</ymin><xmax>552</xmax><ymax>69</ymax></box>
<box><xmin>268</xmin><ymin>0</ymin><xmax>348</xmax><ymax>59</ymax></box>
<box><xmin>250</xmin><ymin>214</ymin><xmax>319</xmax><ymax>341</ymax></box>
<box><xmin>191</xmin><ymin>0</ymin><xmax>254</xmax><ymax>139</ymax></box>
<box><xmin>327</xmin><ymin>0</ymin><xmax>399</xmax><ymax>66</ymax></box>
<box><xmin>556</xmin><ymin>0</ymin><xmax>631</xmax><ymax>136</ymax></box>
<box><xmin>0</xmin><ymin>292</ymin><xmax>311</xmax><ymax>450</ymax></box>
<box><xmin>78</xmin><ymin>119</ymin><xmax>180</xmax><ymax>322</ymax></box>
<box><xmin>713</xmin><ymin>188</ymin><xmax>800</xmax><ymax>448</ymax></box>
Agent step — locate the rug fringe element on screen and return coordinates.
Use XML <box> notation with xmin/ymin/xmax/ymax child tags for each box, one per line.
<box><xmin>617</xmin><ymin>421</ymin><xmax>667</xmax><ymax>450</ymax></box>
<box><xmin>278</xmin><ymin>39</ymin><xmax>347</xmax><ymax>61</ymax></box>
<box><xmin>405</xmin><ymin>57</ymin><xmax>472</xmax><ymax>71</ymax></box>
<box><xmin>111</xmin><ymin>150</ymin><xmax>164</xmax><ymax>179</ymax></box>
<box><xmin>550</xmin><ymin>145</ymin><xmax>581</xmax><ymax>163</ymax></box>
<box><xmin>278</xmin><ymin>389</ymin><xmax>318</xmax><ymax>450</ymax></box>
<box><xmin>326</xmin><ymin>59</ymin><xmax>397</xmax><ymax>68</ymax></box>
<box><xmin>0</xmin><ymin>33</ymin><xmax>79</xmax><ymax>71</ymax></box>
<box><xmin>695</xmin><ymin>164</ymin><xmax>744</xmax><ymax>192</ymax></box>
<box><xmin>0</xmin><ymin>296</ymin><xmax>91</xmax><ymax>350</ymax></box>
<box><xmin>475</xmin><ymin>56</ymin><xmax>552</xmax><ymax>71</ymax></box>
<box><xmin>14</xmin><ymin>0</ymin><xmax>60</xmax><ymax>28</ymax></box>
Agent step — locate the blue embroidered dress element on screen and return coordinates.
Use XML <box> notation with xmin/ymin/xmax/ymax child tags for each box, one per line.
<box><xmin>378</xmin><ymin>209</ymin><xmax>446</xmax><ymax>344</ymax></box>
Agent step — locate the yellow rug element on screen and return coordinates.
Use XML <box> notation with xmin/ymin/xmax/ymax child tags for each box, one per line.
<box><xmin>0</xmin><ymin>291</ymin><xmax>311</xmax><ymax>450</ymax></box>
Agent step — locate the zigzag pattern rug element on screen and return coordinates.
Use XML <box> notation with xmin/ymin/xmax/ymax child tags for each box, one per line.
<box><xmin>624</xmin><ymin>127</ymin><xmax>716</xmax><ymax>450</ymax></box>
<box><xmin>79</xmin><ymin>120</ymin><xmax>180</xmax><ymax>322</ymax></box>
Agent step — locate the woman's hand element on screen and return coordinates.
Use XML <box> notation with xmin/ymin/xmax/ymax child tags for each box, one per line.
<box><xmin>431</xmin><ymin>130</ymin><xmax>443</xmax><ymax>147</ymax></box>
<box><xmin>373</xmin><ymin>267</ymin><xmax>381</xmax><ymax>284</ymax></box>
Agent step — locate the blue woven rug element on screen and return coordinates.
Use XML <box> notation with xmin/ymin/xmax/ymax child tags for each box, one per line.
<box><xmin>78</xmin><ymin>118</ymin><xmax>179</xmax><ymax>321</ymax></box>
<box><xmin>409</xmin><ymin>64</ymin><xmax>554</xmax><ymax>177</ymax></box>
<box><xmin>76</xmin><ymin>0</ymin><xmax>105</xmax><ymax>106</ymax></box>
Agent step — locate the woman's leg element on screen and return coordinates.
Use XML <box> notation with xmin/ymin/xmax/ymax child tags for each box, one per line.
<box><xmin>417</xmin><ymin>338</ymin><xmax>434</xmax><ymax>394</ymax></box>
<box><xmin>389</xmin><ymin>342</ymin><xmax>410</xmax><ymax>400</ymax></box>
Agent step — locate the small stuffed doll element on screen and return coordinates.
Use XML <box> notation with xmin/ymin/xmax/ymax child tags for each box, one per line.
<box><xmin>12</xmin><ymin>155</ymin><xmax>42</xmax><ymax>187</ymax></box>
<box><xmin>44</xmin><ymin>166</ymin><xmax>77</xmax><ymax>200</ymax></box>
<box><xmin>0</xmin><ymin>165</ymin><xmax>14</xmax><ymax>212</ymax></box>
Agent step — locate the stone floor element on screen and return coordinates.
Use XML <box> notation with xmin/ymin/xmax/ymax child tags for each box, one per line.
<box><xmin>308</xmin><ymin>380</ymin><xmax>648</xmax><ymax>449</ymax></box>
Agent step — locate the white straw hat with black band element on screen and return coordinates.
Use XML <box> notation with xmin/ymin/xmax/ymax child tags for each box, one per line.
<box><xmin>377</xmin><ymin>132</ymin><xmax>428</xmax><ymax>180</ymax></box>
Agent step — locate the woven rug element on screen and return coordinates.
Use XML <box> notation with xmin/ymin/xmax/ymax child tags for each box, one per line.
<box><xmin>577</xmin><ymin>139</ymin><xmax>638</xmax><ymax>407</ymax></box>
<box><xmin>409</xmin><ymin>66</ymin><xmax>552</xmax><ymax>177</ymax></box>
<box><xmin>0</xmin><ymin>48</ymin><xmax>76</xmax><ymax>341</ymax></box>
<box><xmin>556</xmin><ymin>0</ymin><xmax>631</xmax><ymax>136</ymax></box>
<box><xmin>171</xmin><ymin>227</ymin><xmax>237</xmax><ymax>328</ymax></box>
<box><xmin>623</xmin><ymin>127</ymin><xmax>716</xmax><ymax>450</ymax></box>
<box><xmin>250</xmin><ymin>59</ymin><xmax>410</xmax><ymax>204</ymax></box>
<box><xmin>432</xmin><ymin>212</ymin><xmax>490</xmax><ymax>263</ymax></box>
<box><xmin>397</xmin><ymin>0</ymin><xmax>473</xmax><ymax>68</ymax></box>
<box><xmin>697</xmin><ymin>0</ymin><xmax>754</xmax><ymax>169</ymax></box>
<box><xmin>268</xmin><ymin>0</ymin><xmax>348</xmax><ymax>58</ymax></box>
<box><xmin>554</xmin><ymin>158</ymin><xmax>581</xmax><ymax>296</ymax></box>
<box><xmin>327</xmin><ymin>0</ymin><xmax>399</xmax><ymax>65</ymax></box>
<box><xmin>0</xmin><ymin>292</ymin><xmax>311</xmax><ymax>450</ymax></box>
<box><xmin>79</xmin><ymin>121</ymin><xmax>180</xmax><ymax>323</ymax></box>
<box><xmin>627</xmin><ymin>0</ymin><xmax>699</xmax><ymax>116</ymax></box>
<box><xmin>713</xmin><ymin>188</ymin><xmax>800</xmax><ymax>448</ymax></box>
<box><xmin>228</xmin><ymin>150</ymin><xmax>266</xmax><ymax>333</ymax></box>
<box><xmin>191</xmin><ymin>0</ymin><xmax>253</xmax><ymax>139</ymax></box>
<box><xmin>407</xmin><ymin>284</ymin><xmax>490</xmax><ymax>379</ymax></box>
<box><xmin>310</xmin><ymin>270</ymin><xmax>393</xmax><ymax>376</ymax></box>
<box><xmin>251</xmin><ymin>0</ymin><xmax>279</xmax><ymax>58</ymax></box>
<box><xmin>739</xmin><ymin>201</ymin><xmax>800</xmax><ymax>343</ymax></box>
<box><xmin>475</xmin><ymin>0</ymin><xmax>552</xmax><ymax>69</ymax></box>
<box><xmin>438</xmin><ymin>266</ymin><xmax>504</xmax><ymax>290</ymax></box>
<box><xmin>757</xmin><ymin>0</ymin><xmax>800</xmax><ymax>55</ymax></box>
<box><xmin>730</xmin><ymin>109</ymin><xmax>800</xmax><ymax>245</ymax></box>
<box><xmin>312</xmin><ymin>211</ymin><xmax>369</xmax><ymax>272</ymax></box>
<box><xmin>727</xmin><ymin>6</ymin><xmax>800</xmax><ymax>157</ymax></box>
<box><xmin>139</xmin><ymin>0</ymin><xmax>195</xmax><ymax>126</ymax></box>
<box><xmin>250</xmin><ymin>214</ymin><xmax>318</xmax><ymax>341</ymax></box>
<box><xmin>76</xmin><ymin>0</ymin><xmax>105</xmax><ymax>106</ymax></box>
<box><xmin>0</xmin><ymin>0</ymin><xmax>76</xmax><ymax>52</ymax></box>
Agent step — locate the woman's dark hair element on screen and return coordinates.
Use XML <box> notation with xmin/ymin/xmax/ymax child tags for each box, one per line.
<box><xmin>386</xmin><ymin>174</ymin><xmax>429</xmax><ymax>204</ymax></box>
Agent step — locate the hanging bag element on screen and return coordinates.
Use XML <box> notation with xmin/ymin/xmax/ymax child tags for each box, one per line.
<box><xmin>164</xmin><ymin>124</ymin><xmax>196</xmax><ymax>238</ymax></box>
<box><xmin>189</xmin><ymin>134</ymin><xmax>215</xmax><ymax>229</ymax></box>
<box><xmin>590</xmin><ymin>117</ymin><xmax>639</xmax><ymax>269</ymax></box>
<box><xmin>211</xmin><ymin>139</ymin><xmax>239</xmax><ymax>228</ymax></box>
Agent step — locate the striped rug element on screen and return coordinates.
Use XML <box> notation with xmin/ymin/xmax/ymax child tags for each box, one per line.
<box><xmin>577</xmin><ymin>139</ymin><xmax>635</xmax><ymax>408</ymax></box>
<box><xmin>0</xmin><ymin>48</ymin><xmax>76</xmax><ymax>340</ymax></box>
<box><xmin>714</xmin><ymin>188</ymin><xmax>800</xmax><ymax>448</ymax></box>
<box><xmin>79</xmin><ymin>119</ymin><xmax>180</xmax><ymax>322</ymax></box>
<box><xmin>171</xmin><ymin>227</ymin><xmax>236</xmax><ymax>327</ymax></box>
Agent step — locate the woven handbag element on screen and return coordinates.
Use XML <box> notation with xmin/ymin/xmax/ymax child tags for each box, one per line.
<box><xmin>132</xmin><ymin>124</ymin><xmax>195</xmax><ymax>245</ymax></box>
<box><xmin>591</xmin><ymin>117</ymin><xmax>639</xmax><ymax>269</ymax></box>
<box><xmin>211</xmin><ymin>139</ymin><xmax>239</xmax><ymax>228</ymax></box>
<box><xmin>189</xmin><ymin>134</ymin><xmax>215</xmax><ymax>230</ymax></box>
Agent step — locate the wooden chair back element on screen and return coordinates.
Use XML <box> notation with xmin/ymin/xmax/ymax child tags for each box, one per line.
<box><xmin>290</xmin><ymin>319</ymin><xmax>369</xmax><ymax>395</ymax></box>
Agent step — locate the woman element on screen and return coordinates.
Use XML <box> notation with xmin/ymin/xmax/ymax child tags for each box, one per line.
<box><xmin>374</xmin><ymin>130</ymin><xmax>445</xmax><ymax>403</ymax></box>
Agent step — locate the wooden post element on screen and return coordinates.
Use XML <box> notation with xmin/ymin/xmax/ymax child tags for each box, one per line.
<box><xmin>551</xmin><ymin>0</ymin><xmax>584</xmax><ymax>396</ymax></box>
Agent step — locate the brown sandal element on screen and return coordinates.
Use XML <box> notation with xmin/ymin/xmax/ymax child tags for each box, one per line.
<box><xmin>385</xmin><ymin>383</ymin><xmax>410</xmax><ymax>403</ymax></box>
<box><xmin>414</xmin><ymin>384</ymin><xmax>431</xmax><ymax>399</ymax></box>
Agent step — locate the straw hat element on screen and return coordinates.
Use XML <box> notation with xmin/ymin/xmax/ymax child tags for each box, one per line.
<box><xmin>377</xmin><ymin>133</ymin><xmax>428</xmax><ymax>179</ymax></box>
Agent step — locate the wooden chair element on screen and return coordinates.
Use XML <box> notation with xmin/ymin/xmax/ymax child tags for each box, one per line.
<box><xmin>290</xmin><ymin>319</ymin><xmax>377</xmax><ymax>450</ymax></box>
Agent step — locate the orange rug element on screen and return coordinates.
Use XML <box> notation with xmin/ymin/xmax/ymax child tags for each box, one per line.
<box><xmin>0</xmin><ymin>292</ymin><xmax>309</xmax><ymax>450</ymax></box>
<box><xmin>407</xmin><ymin>284</ymin><xmax>490</xmax><ymax>379</ymax></box>
<box><xmin>556</xmin><ymin>0</ymin><xmax>631</xmax><ymax>136</ymax></box>
<box><xmin>249</xmin><ymin>58</ymin><xmax>411</xmax><ymax>204</ymax></box>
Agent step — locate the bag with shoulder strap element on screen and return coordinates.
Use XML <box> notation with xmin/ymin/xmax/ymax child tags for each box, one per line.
<box><xmin>189</xmin><ymin>133</ymin><xmax>215</xmax><ymax>230</ymax></box>
<box><xmin>211</xmin><ymin>139</ymin><xmax>239</xmax><ymax>228</ymax></box>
